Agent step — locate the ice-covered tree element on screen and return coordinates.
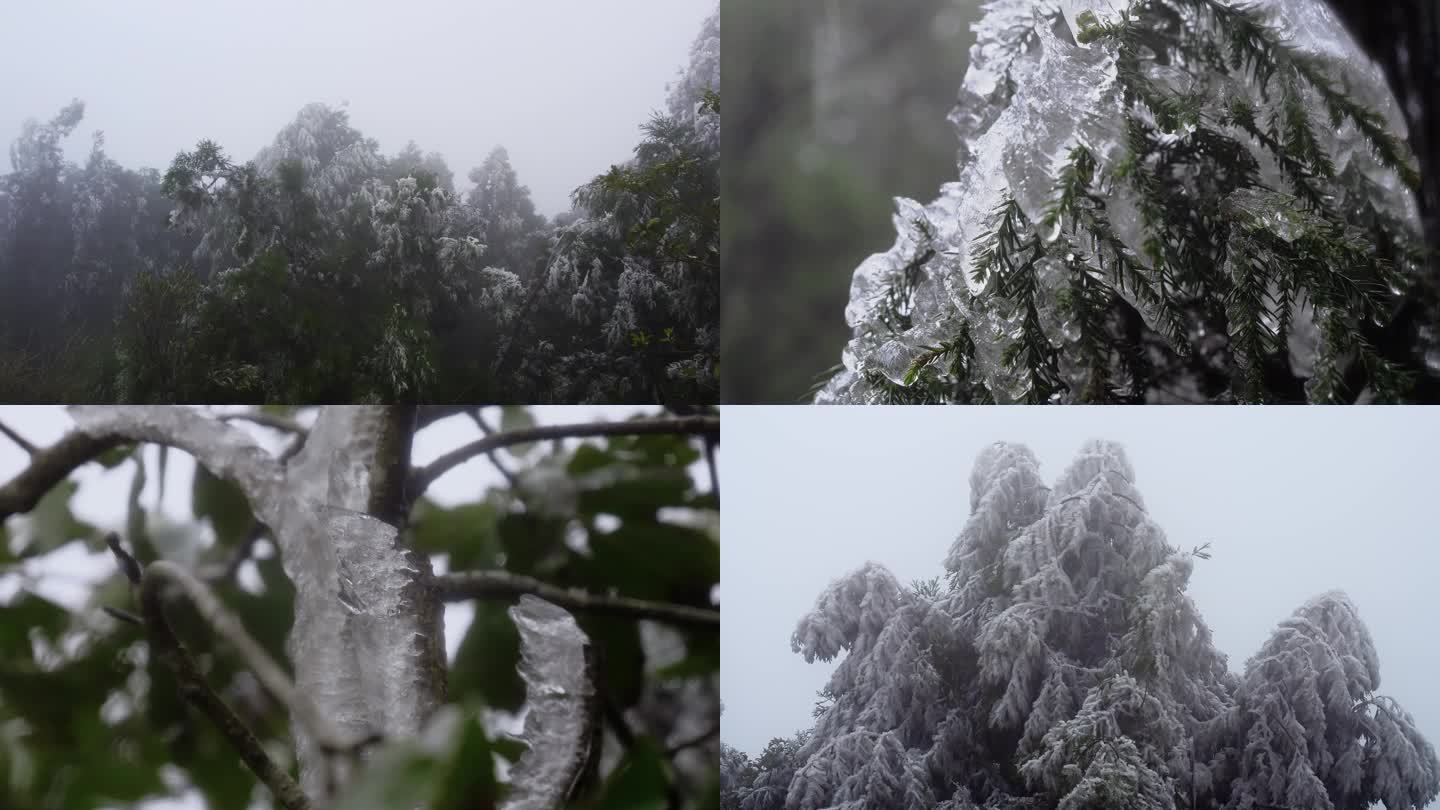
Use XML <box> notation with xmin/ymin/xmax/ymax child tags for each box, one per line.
<box><xmin>818</xmin><ymin>0</ymin><xmax>1440</xmax><ymax>404</ymax></box>
<box><xmin>746</xmin><ymin>439</ymin><xmax>1438</xmax><ymax>809</ymax></box>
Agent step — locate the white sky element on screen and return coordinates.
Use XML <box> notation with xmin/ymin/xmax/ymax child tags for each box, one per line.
<box><xmin>0</xmin><ymin>404</ymin><xmax>670</xmax><ymax>809</ymax></box>
<box><xmin>0</xmin><ymin>0</ymin><xmax>714</xmax><ymax>216</ymax></box>
<box><xmin>721</xmin><ymin>405</ymin><xmax>1440</xmax><ymax>781</ymax></box>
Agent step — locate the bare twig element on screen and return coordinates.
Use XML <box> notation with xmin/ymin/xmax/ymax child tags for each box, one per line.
<box><xmin>434</xmin><ymin>571</ymin><xmax>719</xmax><ymax>629</ymax></box>
<box><xmin>0</xmin><ymin>431</ymin><xmax>126</xmax><ymax>521</ymax></box>
<box><xmin>102</xmin><ymin>605</ymin><xmax>143</xmax><ymax>626</ymax></box>
<box><xmin>466</xmin><ymin>410</ymin><xmax>519</xmax><ymax>487</ymax></box>
<box><xmin>666</xmin><ymin>721</ymin><xmax>720</xmax><ymax>756</ymax></box>
<box><xmin>0</xmin><ymin>420</ymin><xmax>37</xmax><ymax>455</ymax></box>
<box><xmin>411</xmin><ymin>415</ymin><xmax>720</xmax><ymax>495</ymax></box>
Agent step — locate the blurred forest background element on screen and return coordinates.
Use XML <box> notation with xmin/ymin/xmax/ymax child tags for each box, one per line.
<box><xmin>722</xmin><ymin>0</ymin><xmax>980</xmax><ymax>403</ymax></box>
<box><xmin>0</xmin><ymin>12</ymin><xmax>717</xmax><ymax>406</ymax></box>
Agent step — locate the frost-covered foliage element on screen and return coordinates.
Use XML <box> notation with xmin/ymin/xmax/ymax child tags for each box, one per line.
<box><xmin>0</xmin><ymin>8</ymin><xmax>719</xmax><ymax>404</ymax></box>
<box><xmin>531</xmin><ymin>8</ymin><xmax>720</xmax><ymax>404</ymax></box>
<box><xmin>819</xmin><ymin>0</ymin><xmax>1440</xmax><ymax>405</ymax></box>
<box><xmin>727</xmin><ymin>440</ymin><xmax>1439</xmax><ymax>809</ymax></box>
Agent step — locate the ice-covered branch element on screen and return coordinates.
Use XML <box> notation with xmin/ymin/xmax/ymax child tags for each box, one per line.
<box><xmin>216</xmin><ymin>410</ymin><xmax>307</xmax><ymax>435</ymax></box>
<box><xmin>502</xmin><ymin>596</ymin><xmax>600</xmax><ymax>810</ymax></box>
<box><xmin>410</xmin><ymin>415</ymin><xmax>720</xmax><ymax>495</ymax></box>
<box><xmin>105</xmin><ymin>535</ymin><xmax>312</xmax><ymax>810</ymax></box>
<box><xmin>435</xmin><ymin>570</ymin><xmax>719</xmax><ymax>628</ymax></box>
<box><xmin>69</xmin><ymin>406</ymin><xmax>285</xmax><ymax>526</ymax></box>
<box><xmin>0</xmin><ymin>430</ymin><xmax>126</xmax><ymax>520</ymax></box>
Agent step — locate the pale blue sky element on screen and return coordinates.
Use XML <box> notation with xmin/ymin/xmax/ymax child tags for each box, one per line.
<box><xmin>721</xmin><ymin>405</ymin><xmax>1440</xmax><ymax>779</ymax></box>
<box><xmin>0</xmin><ymin>0</ymin><xmax>713</xmax><ymax>215</ymax></box>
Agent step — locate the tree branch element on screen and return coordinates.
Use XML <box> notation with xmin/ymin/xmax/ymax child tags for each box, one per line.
<box><xmin>105</xmin><ymin>536</ymin><xmax>311</xmax><ymax>810</ymax></box>
<box><xmin>434</xmin><ymin>570</ymin><xmax>719</xmax><ymax>629</ymax></box>
<box><xmin>466</xmin><ymin>410</ymin><xmax>519</xmax><ymax>487</ymax></box>
<box><xmin>69</xmin><ymin>406</ymin><xmax>285</xmax><ymax>527</ymax></box>
<box><xmin>0</xmin><ymin>431</ymin><xmax>126</xmax><ymax>521</ymax></box>
<box><xmin>0</xmin><ymin>419</ymin><xmax>37</xmax><ymax>455</ymax></box>
<box><xmin>410</xmin><ymin>415</ymin><xmax>720</xmax><ymax>495</ymax></box>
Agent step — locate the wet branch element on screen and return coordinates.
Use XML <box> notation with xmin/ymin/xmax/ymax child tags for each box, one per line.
<box><xmin>434</xmin><ymin>570</ymin><xmax>719</xmax><ymax>628</ymax></box>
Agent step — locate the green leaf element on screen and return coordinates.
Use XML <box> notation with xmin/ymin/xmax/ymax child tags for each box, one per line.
<box><xmin>592</xmin><ymin>740</ymin><xmax>668</xmax><ymax>810</ymax></box>
<box><xmin>430</xmin><ymin>706</ymin><xmax>500</xmax><ymax>810</ymax></box>
<box><xmin>335</xmin><ymin>743</ymin><xmax>439</xmax><ymax>810</ymax></box>
<box><xmin>410</xmin><ymin>498</ymin><xmax>501</xmax><ymax>571</ymax></box>
<box><xmin>16</xmin><ymin>479</ymin><xmax>99</xmax><ymax>557</ymax></box>
<box><xmin>449</xmin><ymin>601</ymin><xmax>524</xmax><ymax>711</ymax></box>
<box><xmin>577</xmin><ymin>468</ymin><xmax>691</xmax><ymax>522</ymax></box>
<box><xmin>94</xmin><ymin>444</ymin><xmax>137</xmax><ymax>469</ymax></box>
<box><xmin>499</xmin><ymin>406</ymin><xmax>538</xmax><ymax>458</ymax></box>
<box><xmin>192</xmin><ymin>464</ymin><xmax>253</xmax><ymax>549</ymax></box>
<box><xmin>586</xmin><ymin>521</ymin><xmax>718</xmax><ymax>605</ymax></box>
<box><xmin>0</xmin><ymin>591</ymin><xmax>69</xmax><ymax>660</ymax></box>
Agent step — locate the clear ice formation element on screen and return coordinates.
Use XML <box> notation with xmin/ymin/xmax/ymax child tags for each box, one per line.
<box><xmin>818</xmin><ymin>0</ymin><xmax>1419</xmax><ymax>404</ymax></box>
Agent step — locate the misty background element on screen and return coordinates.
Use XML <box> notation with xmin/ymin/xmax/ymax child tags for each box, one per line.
<box><xmin>723</xmin><ymin>0</ymin><xmax>979</xmax><ymax>402</ymax></box>
<box><xmin>1</xmin><ymin>0</ymin><xmax>713</xmax><ymax>216</ymax></box>
<box><xmin>720</xmin><ymin>406</ymin><xmax>1440</xmax><ymax>776</ymax></box>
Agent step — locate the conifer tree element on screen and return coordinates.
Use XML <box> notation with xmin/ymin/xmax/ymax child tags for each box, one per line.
<box><xmin>818</xmin><ymin>0</ymin><xmax>1440</xmax><ymax>404</ymax></box>
<box><xmin>727</xmin><ymin>440</ymin><xmax>1440</xmax><ymax>809</ymax></box>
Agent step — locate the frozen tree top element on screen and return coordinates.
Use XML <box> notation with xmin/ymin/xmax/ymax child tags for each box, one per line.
<box><xmin>818</xmin><ymin>0</ymin><xmax>1420</xmax><ymax>404</ymax></box>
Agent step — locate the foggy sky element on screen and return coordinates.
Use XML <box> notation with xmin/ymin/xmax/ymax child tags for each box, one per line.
<box><xmin>720</xmin><ymin>405</ymin><xmax>1440</xmax><ymax>786</ymax></box>
<box><xmin>0</xmin><ymin>0</ymin><xmax>713</xmax><ymax>216</ymax></box>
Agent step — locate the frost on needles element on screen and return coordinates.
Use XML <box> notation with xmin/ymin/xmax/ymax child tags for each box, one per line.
<box><xmin>816</xmin><ymin>0</ymin><xmax>1438</xmax><ymax>404</ymax></box>
<box><xmin>721</xmin><ymin>441</ymin><xmax>1440</xmax><ymax>810</ymax></box>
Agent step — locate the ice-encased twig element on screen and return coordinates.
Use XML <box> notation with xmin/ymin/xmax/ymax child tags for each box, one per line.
<box><xmin>502</xmin><ymin>596</ymin><xmax>599</xmax><ymax>810</ymax></box>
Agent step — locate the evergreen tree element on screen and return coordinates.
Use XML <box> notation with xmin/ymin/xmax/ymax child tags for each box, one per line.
<box><xmin>818</xmin><ymin>0</ymin><xmax>1440</xmax><ymax>404</ymax></box>
<box><xmin>733</xmin><ymin>440</ymin><xmax>1439</xmax><ymax>809</ymax></box>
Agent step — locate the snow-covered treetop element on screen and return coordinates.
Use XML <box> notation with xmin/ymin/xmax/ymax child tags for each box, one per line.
<box><xmin>751</xmin><ymin>438</ymin><xmax>1438</xmax><ymax>810</ymax></box>
<box><xmin>791</xmin><ymin>562</ymin><xmax>904</xmax><ymax>664</ymax></box>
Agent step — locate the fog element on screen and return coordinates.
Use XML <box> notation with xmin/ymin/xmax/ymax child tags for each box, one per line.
<box><xmin>721</xmin><ymin>405</ymin><xmax>1440</xmax><ymax>779</ymax></box>
<box><xmin>0</xmin><ymin>0</ymin><xmax>712</xmax><ymax>215</ymax></box>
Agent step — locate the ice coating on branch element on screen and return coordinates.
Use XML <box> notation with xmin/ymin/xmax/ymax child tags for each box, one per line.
<box><xmin>68</xmin><ymin>406</ymin><xmax>285</xmax><ymax>527</ymax></box>
<box><xmin>818</xmin><ymin>0</ymin><xmax>1420</xmax><ymax>403</ymax></box>
<box><xmin>503</xmin><ymin>596</ymin><xmax>597</xmax><ymax>810</ymax></box>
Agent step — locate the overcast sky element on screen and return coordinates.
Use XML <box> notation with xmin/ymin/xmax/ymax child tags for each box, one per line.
<box><xmin>0</xmin><ymin>0</ymin><xmax>713</xmax><ymax>216</ymax></box>
<box><xmin>721</xmin><ymin>406</ymin><xmax>1440</xmax><ymax>779</ymax></box>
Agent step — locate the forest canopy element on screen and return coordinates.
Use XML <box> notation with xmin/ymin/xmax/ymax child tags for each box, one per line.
<box><xmin>0</xmin><ymin>10</ymin><xmax>717</xmax><ymax>406</ymax></box>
